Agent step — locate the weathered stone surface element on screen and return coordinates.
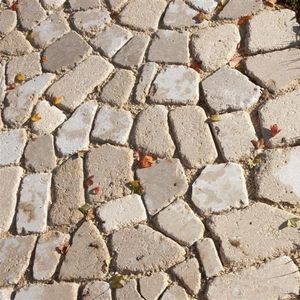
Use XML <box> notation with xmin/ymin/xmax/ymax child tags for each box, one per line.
<box><xmin>24</xmin><ymin>135</ymin><xmax>56</xmax><ymax>172</ymax></box>
<box><xmin>244</xmin><ymin>48</ymin><xmax>300</xmax><ymax>93</ymax></box>
<box><xmin>42</xmin><ymin>31</ymin><xmax>91</xmax><ymax>73</ymax></box>
<box><xmin>119</xmin><ymin>0</ymin><xmax>167</xmax><ymax>31</ymax></box>
<box><xmin>111</xmin><ymin>225</ymin><xmax>185</xmax><ymax>273</ymax></box>
<box><xmin>0</xmin><ymin>129</ymin><xmax>27</xmax><ymax>166</ymax></box>
<box><xmin>256</xmin><ymin>147</ymin><xmax>300</xmax><ymax>205</ymax></box>
<box><xmin>211</xmin><ymin>111</ymin><xmax>256</xmax><ymax>161</ymax></box>
<box><xmin>0</xmin><ymin>235</ymin><xmax>36</xmax><ymax>286</ymax></box>
<box><xmin>0</xmin><ymin>61</ymin><xmax>5</xmax><ymax>104</ymax></box>
<box><xmin>191</xmin><ymin>24</ymin><xmax>240</xmax><ymax>71</ymax></box>
<box><xmin>0</xmin><ymin>166</ymin><xmax>23</xmax><ymax>232</ymax></box>
<box><xmin>133</xmin><ymin>105</ymin><xmax>175</xmax><ymax>158</ymax></box>
<box><xmin>33</xmin><ymin>231</ymin><xmax>69</xmax><ymax>280</ymax></box>
<box><xmin>16</xmin><ymin>173</ymin><xmax>52</xmax><ymax>234</ymax></box>
<box><xmin>192</xmin><ymin>163</ymin><xmax>249</xmax><ymax>214</ymax></box>
<box><xmin>91</xmin><ymin>24</ymin><xmax>132</xmax><ymax>58</ymax></box>
<box><xmin>56</xmin><ymin>101</ymin><xmax>97</xmax><ymax>156</ymax></box>
<box><xmin>160</xmin><ymin>284</ymin><xmax>189</xmax><ymax>300</ymax></box>
<box><xmin>0</xmin><ymin>10</ymin><xmax>17</xmax><ymax>34</ymax></box>
<box><xmin>86</xmin><ymin>144</ymin><xmax>133</xmax><ymax>203</ymax></box>
<box><xmin>139</xmin><ymin>273</ymin><xmax>169</xmax><ymax>300</ymax></box>
<box><xmin>0</xmin><ymin>31</ymin><xmax>33</xmax><ymax>56</ymax></box>
<box><xmin>149</xmin><ymin>65</ymin><xmax>199</xmax><ymax>105</ymax></box>
<box><xmin>148</xmin><ymin>30</ymin><xmax>189</xmax><ymax>64</ymax></box>
<box><xmin>60</xmin><ymin>221</ymin><xmax>109</xmax><ymax>280</ymax></box>
<box><xmin>100</xmin><ymin>69</ymin><xmax>135</xmax><ymax>107</ymax></box>
<box><xmin>46</xmin><ymin>55</ymin><xmax>113</xmax><ymax>111</ymax></box>
<box><xmin>137</xmin><ymin>159</ymin><xmax>188</xmax><ymax>215</ymax></box>
<box><xmin>202</xmin><ymin>66</ymin><xmax>261</xmax><ymax>112</ymax></box>
<box><xmin>187</xmin><ymin>0</ymin><xmax>219</xmax><ymax>12</ymax></box>
<box><xmin>155</xmin><ymin>200</ymin><xmax>204</xmax><ymax>246</ymax></box>
<box><xmin>41</xmin><ymin>0</ymin><xmax>66</xmax><ymax>9</ymax></box>
<box><xmin>108</xmin><ymin>0</ymin><xmax>128</xmax><ymax>11</ymax></box>
<box><xmin>69</xmin><ymin>0</ymin><xmax>100</xmax><ymax>10</ymax></box>
<box><xmin>206</xmin><ymin>256</ymin><xmax>300</xmax><ymax>300</ymax></box>
<box><xmin>0</xmin><ymin>288</ymin><xmax>13</xmax><ymax>300</ymax></box>
<box><xmin>115</xmin><ymin>280</ymin><xmax>143</xmax><ymax>300</ymax></box>
<box><xmin>49</xmin><ymin>157</ymin><xmax>85</xmax><ymax>226</ymax></box>
<box><xmin>169</xmin><ymin>106</ymin><xmax>218</xmax><ymax>168</ymax></box>
<box><xmin>82</xmin><ymin>281</ymin><xmax>111</xmax><ymax>300</ymax></box>
<box><xmin>246</xmin><ymin>9</ymin><xmax>299</xmax><ymax>54</ymax></box>
<box><xmin>208</xmin><ymin>203</ymin><xmax>300</xmax><ymax>266</ymax></box>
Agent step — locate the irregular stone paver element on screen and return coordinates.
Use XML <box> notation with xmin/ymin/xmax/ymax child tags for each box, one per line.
<box><xmin>100</xmin><ymin>69</ymin><xmax>135</xmax><ymax>107</ymax></box>
<box><xmin>155</xmin><ymin>200</ymin><xmax>204</xmax><ymax>246</ymax></box>
<box><xmin>33</xmin><ymin>231</ymin><xmax>69</xmax><ymax>280</ymax></box>
<box><xmin>82</xmin><ymin>281</ymin><xmax>111</xmax><ymax>300</ymax></box>
<box><xmin>244</xmin><ymin>48</ymin><xmax>300</xmax><ymax>93</ymax></box>
<box><xmin>24</xmin><ymin>135</ymin><xmax>56</xmax><ymax>172</ymax></box>
<box><xmin>208</xmin><ymin>203</ymin><xmax>300</xmax><ymax>266</ymax></box>
<box><xmin>202</xmin><ymin>66</ymin><xmax>262</xmax><ymax>112</ymax></box>
<box><xmin>169</xmin><ymin>106</ymin><xmax>218</xmax><ymax>168</ymax></box>
<box><xmin>60</xmin><ymin>221</ymin><xmax>109</xmax><ymax>280</ymax></box>
<box><xmin>86</xmin><ymin>144</ymin><xmax>133</xmax><ymax>202</ymax></box>
<box><xmin>246</xmin><ymin>9</ymin><xmax>299</xmax><ymax>54</ymax></box>
<box><xmin>211</xmin><ymin>111</ymin><xmax>257</xmax><ymax>161</ymax></box>
<box><xmin>0</xmin><ymin>288</ymin><xmax>13</xmax><ymax>300</ymax></box>
<box><xmin>187</xmin><ymin>0</ymin><xmax>219</xmax><ymax>12</ymax></box>
<box><xmin>137</xmin><ymin>159</ymin><xmax>188</xmax><ymax>215</ymax></box>
<box><xmin>119</xmin><ymin>0</ymin><xmax>167</xmax><ymax>31</ymax></box>
<box><xmin>0</xmin><ymin>31</ymin><xmax>33</xmax><ymax>56</ymax></box>
<box><xmin>90</xmin><ymin>24</ymin><xmax>132</xmax><ymax>58</ymax></box>
<box><xmin>108</xmin><ymin>0</ymin><xmax>128</xmax><ymax>11</ymax></box>
<box><xmin>192</xmin><ymin>163</ymin><xmax>249</xmax><ymax>214</ymax></box>
<box><xmin>149</xmin><ymin>65</ymin><xmax>199</xmax><ymax>105</ymax></box>
<box><xmin>69</xmin><ymin>0</ymin><xmax>100</xmax><ymax>10</ymax></box>
<box><xmin>161</xmin><ymin>284</ymin><xmax>189</xmax><ymax>300</ymax></box>
<box><xmin>42</xmin><ymin>31</ymin><xmax>92</xmax><ymax>72</ymax></box>
<box><xmin>148</xmin><ymin>30</ymin><xmax>189</xmax><ymax>64</ymax></box>
<box><xmin>206</xmin><ymin>256</ymin><xmax>300</xmax><ymax>300</ymax></box>
<box><xmin>0</xmin><ymin>129</ymin><xmax>27</xmax><ymax>166</ymax></box>
<box><xmin>0</xmin><ymin>235</ymin><xmax>37</xmax><ymax>286</ymax></box>
<box><xmin>0</xmin><ymin>10</ymin><xmax>17</xmax><ymax>34</ymax></box>
<box><xmin>46</xmin><ymin>55</ymin><xmax>113</xmax><ymax>111</ymax></box>
<box><xmin>191</xmin><ymin>24</ymin><xmax>240</xmax><ymax>71</ymax></box>
<box><xmin>171</xmin><ymin>258</ymin><xmax>201</xmax><ymax>295</ymax></box>
<box><xmin>16</xmin><ymin>173</ymin><xmax>52</xmax><ymax>234</ymax></box>
<box><xmin>115</xmin><ymin>279</ymin><xmax>143</xmax><ymax>300</ymax></box>
<box><xmin>111</xmin><ymin>225</ymin><xmax>185</xmax><ymax>272</ymax></box>
<box><xmin>0</xmin><ymin>166</ymin><xmax>23</xmax><ymax>232</ymax></box>
<box><xmin>139</xmin><ymin>273</ymin><xmax>169</xmax><ymax>300</ymax></box>
<box><xmin>196</xmin><ymin>238</ymin><xmax>224</xmax><ymax>278</ymax></box>
<box><xmin>41</xmin><ymin>0</ymin><xmax>66</xmax><ymax>9</ymax></box>
<box><xmin>49</xmin><ymin>157</ymin><xmax>85</xmax><ymax>226</ymax></box>
<box><xmin>132</xmin><ymin>105</ymin><xmax>175</xmax><ymax>158</ymax></box>
<box><xmin>56</xmin><ymin>101</ymin><xmax>97</xmax><ymax>156</ymax></box>
<box><xmin>256</xmin><ymin>147</ymin><xmax>300</xmax><ymax>205</ymax></box>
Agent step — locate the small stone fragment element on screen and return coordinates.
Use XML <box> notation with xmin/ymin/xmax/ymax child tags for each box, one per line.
<box><xmin>187</xmin><ymin>0</ymin><xmax>219</xmax><ymax>12</ymax></box>
<box><xmin>139</xmin><ymin>273</ymin><xmax>169</xmax><ymax>300</ymax></box>
<box><xmin>219</xmin><ymin>0</ymin><xmax>262</xmax><ymax>19</ymax></box>
<box><xmin>160</xmin><ymin>284</ymin><xmax>189</xmax><ymax>300</ymax></box>
<box><xmin>82</xmin><ymin>281</ymin><xmax>111</xmax><ymax>300</ymax></box>
<box><xmin>69</xmin><ymin>0</ymin><xmax>100</xmax><ymax>10</ymax></box>
<box><xmin>41</xmin><ymin>0</ymin><xmax>66</xmax><ymax>9</ymax></box>
<box><xmin>0</xmin><ymin>31</ymin><xmax>33</xmax><ymax>56</ymax></box>
<box><xmin>115</xmin><ymin>279</ymin><xmax>143</xmax><ymax>300</ymax></box>
<box><xmin>0</xmin><ymin>10</ymin><xmax>17</xmax><ymax>34</ymax></box>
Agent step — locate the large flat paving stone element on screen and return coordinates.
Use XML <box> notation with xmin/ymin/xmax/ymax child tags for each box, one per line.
<box><xmin>82</xmin><ymin>281</ymin><xmax>111</xmax><ymax>300</ymax></box>
<box><xmin>139</xmin><ymin>273</ymin><xmax>169</xmax><ymax>300</ymax></box>
<box><xmin>0</xmin><ymin>10</ymin><xmax>17</xmax><ymax>34</ymax></box>
<box><xmin>0</xmin><ymin>31</ymin><xmax>33</xmax><ymax>56</ymax></box>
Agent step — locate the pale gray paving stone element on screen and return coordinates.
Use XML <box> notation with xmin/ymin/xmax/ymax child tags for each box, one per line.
<box><xmin>137</xmin><ymin>159</ymin><xmax>188</xmax><ymax>215</ymax></box>
<box><xmin>191</xmin><ymin>24</ymin><xmax>240</xmax><ymax>72</ymax></box>
<box><xmin>196</xmin><ymin>238</ymin><xmax>224</xmax><ymax>278</ymax></box>
<box><xmin>0</xmin><ymin>166</ymin><xmax>23</xmax><ymax>232</ymax></box>
<box><xmin>139</xmin><ymin>273</ymin><xmax>169</xmax><ymax>300</ymax></box>
<box><xmin>108</xmin><ymin>0</ymin><xmax>128</xmax><ymax>11</ymax></box>
<box><xmin>256</xmin><ymin>147</ymin><xmax>300</xmax><ymax>205</ymax></box>
<box><xmin>155</xmin><ymin>200</ymin><xmax>205</xmax><ymax>246</ymax></box>
<box><xmin>148</xmin><ymin>30</ymin><xmax>189</xmax><ymax>64</ymax></box>
<box><xmin>42</xmin><ymin>31</ymin><xmax>92</xmax><ymax>73</ymax></box>
<box><xmin>119</xmin><ymin>0</ymin><xmax>167</xmax><ymax>31</ymax></box>
<box><xmin>111</xmin><ymin>225</ymin><xmax>185</xmax><ymax>273</ymax></box>
<box><xmin>132</xmin><ymin>105</ymin><xmax>175</xmax><ymax>158</ymax></box>
<box><xmin>41</xmin><ymin>0</ymin><xmax>66</xmax><ymax>9</ymax></box>
<box><xmin>49</xmin><ymin>157</ymin><xmax>85</xmax><ymax>226</ymax></box>
<box><xmin>30</xmin><ymin>12</ymin><xmax>70</xmax><ymax>49</ymax></box>
<box><xmin>246</xmin><ymin>9</ymin><xmax>299</xmax><ymax>54</ymax></box>
<box><xmin>82</xmin><ymin>281</ymin><xmax>111</xmax><ymax>300</ymax></box>
<box><xmin>113</xmin><ymin>35</ymin><xmax>150</xmax><ymax>68</ymax></box>
<box><xmin>0</xmin><ymin>61</ymin><xmax>6</xmax><ymax>103</ymax></box>
<box><xmin>33</xmin><ymin>231</ymin><xmax>69</xmax><ymax>280</ymax></box>
<box><xmin>56</xmin><ymin>100</ymin><xmax>97</xmax><ymax>156</ymax></box>
<box><xmin>100</xmin><ymin>69</ymin><xmax>135</xmax><ymax>107</ymax></box>
<box><xmin>208</xmin><ymin>202</ymin><xmax>300</xmax><ymax>266</ymax></box>
<box><xmin>46</xmin><ymin>55</ymin><xmax>113</xmax><ymax>111</ymax></box>
<box><xmin>0</xmin><ymin>129</ymin><xmax>27</xmax><ymax>166</ymax></box>
<box><xmin>69</xmin><ymin>0</ymin><xmax>100</xmax><ymax>10</ymax></box>
<box><xmin>3</xmin><ymin>73</ymin><xmax>55</xmax><ymax>127</ymax></box>
<box><xmin>201</xmin><ymin>66</ymin><xmax>262</xmax><ymax>113</ymax></box>
<box><xmin>192</xmin><ymin>163</ymin><xmax>249</xmax><ymax>214</ymax></box>
<box><xmin>149</xmin><ymin>65</ymin><xmax>199</xmax><ymax>105</ymax></box>
<box><xmin>115</xmin><ymin>279</ymin><xmax>143</xmax><ymax>300</ymax></box>
<box><xmin>206</xmin><ymin>256</ymin><xmax>300</xmax><ymax>300</ymax></box>
<box><xmin>90</xmin><ymin>24</ymin><xmax>133</xmax><ymax>58</ymax></box>
<box><xmin>16</xmin><ymin>173</ymin><xmax>52</xmax><ymax>234</ymax></box>
<box><xmin>187</xmin><ymin>0</ymin><xmax>219</xmax><ymax>12</ymax></box>
<box><xmin>160</xmin><ymin>284</ymin><xmax>189</xmax><ymax>300</ymax></box>
<box><xmin>169</xmin><ymin>106</ymin><xmax>218</xmax><ymax>168</ymax></box>
<box><xmin>96</xmin><ymin>194</ymin><xmax>147</xmax><ymax>233</ymax></box>
<box><xmin>0</xmin><ymin>31</ymin><xmax>33</xmax><ymax>56</ymax></box>
<box><xmin>0</xmin><ymin>235</ymin><xmax>37</xmax><ymax>286</ymax></box>
<box><xmin>244</xmin><ymin>48</ymin><xmax>300</xmax><ymax>93</ymax></box>
<box><xmin>0</xmin><ymin>10</ymin><xmax>17</xmax><ymax>34</ymax></box>
<box><xmin>59</xmin><ymin>221</ymin><xmax>110</xmax><ymax>280</ymax></box>
<box><xmin>211</xmin><ymin>111</ymin><xmax>257</xmax><ymax>161</ymax></box>
<box><xmin>0</xmin><ymin>288</ymin><xmax>13</xmax><ymax>300</ymax></box>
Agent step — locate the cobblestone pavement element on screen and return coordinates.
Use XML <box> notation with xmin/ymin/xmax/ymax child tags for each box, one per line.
<box><xmin>0</xmin><ymin>0</ymin><xmax>300</xmax><ymax>299</ymax></box>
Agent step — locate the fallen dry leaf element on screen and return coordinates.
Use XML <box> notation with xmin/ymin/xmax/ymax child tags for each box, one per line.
<box><xmin>41</xmin><ymin>55</ymin><xmax>48</xmax><ymax>62</ymax></box>
<box><xmin>90</xmin><ymin>186</ymin><xmax>101</xmax><ymax>195</ymax></box>
<box><xmin>248</xmin><ymin>156</ymin><xmax>261</xmax><ymax>169</ymax></box>
<box><xmin>31</xmin><ymin>113</ymin><xmax>42</xmax><ymax>122</ymax></box>
<box><xmin>15</xmin><ymin>73</ymin><xmax>26</xmax><ymax>83</ymax></box>
<box><xmin>53</xmin><ymin>96</ymin><xmax>62</xmax><ymax>105</ymax></box>
<box><xmin>56</xmin><ymin>243</ymin><xmax>70</xmax><ymax>255</ymax></box>
<box><xmin>139</xmin><ymin>154</ymin><xmax>155</xmax><ymax>168</ymax></box>
<box><xmin>238</xmin><ymin>15</ymin><xmax>253</xmax><ymax>25</ymax></box>
<box><xmin>210</xmin><ymin>114</ymin><xmax>221</xmax><ymax>122</ymax></box>
<box><xmin>287</xmin><ymin>217</ymin><xmax>300</xmax><ymax>228</ymax></box>
<box><xmin>193</xmin><ymin>11</ymin><xmax>209</xmax><ymax>24</ymax></box>
<box><xmin>84</xmin><ymin>175</ymin><xmax>94</xmax><ymax>189</ymax></box>
<box><xmin>190</xmin><ymin>61</ymin><xmax>202</xmax><ymax>73</ymax></box>
<box><xmin>110</xmin><ymin>274</ymin><xmax>128</xmax><ymax>289</ymax></box>
<box><xmin>251</xmin><ymin>138</ymin><xmax>266</xmax><ymax>150</ymax></box>
<box><xmin>11</xmin><ymin>1</ymin><xmax>18</xmax><ymax>11</ymax></box>
<box><xmin>128</xmin><ymin>180</ymin><xmax>144</xmax><ymax>195</ymax></box>
<box><xmin>78</xmin><ymin>203</ymin><xmax>95</xmax><ymax>221</ymax></box>
<box><xmin>264</xmin><ymin>0</ymin><xmax>277</xmax><ymax>7</ymax></box>
<box><xmin>228</xmin><ymin>55</ymin><xmax>243</xmax><ymax>68</ymax></box>
<box><xmin>270</xmin><ymin>124</ymin><xmax>281</xmax><ymax>137</ymax></box>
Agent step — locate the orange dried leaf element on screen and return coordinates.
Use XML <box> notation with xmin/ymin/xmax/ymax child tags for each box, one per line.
<box><xmin>229</xmin><ymin>55</ymin><xmax>243</xmax><ymax>68</ymax></box>
<box><xmin>56</xmin><ymin>243</ymin><xmax>70</xmax><ymax>255</ymax></box>
<box><xmin>193</xmin><ymin>11</ymin><xmax>209</xmax><ymax>24</ymax></box>
<box><xmin>31</xmin><ymin>113</ymin><xmax>42</xmax><ymax>122</ymax></box>
<box><xmin>238</xmin><ymin>15</ymin><xmax>253</xmax><ymax>25</ymax></box>
<box><xmin>15</xmin><ymin>73</ymin><xmax>26</xmax><ymax>83</ymax></box>
<box><xmin>270</xmin><ymin>124</ymin><xmax>281</xmax><ymax>137</ymax></box>
<box><xmin>84</xmin><ymin>175</ymin><xmax>94</xmax><ymax>189</ymax></box>
<box><xmin>41</xmin><ymin>55</ymin><xmax>48</xmax><ymax>62</ymax></box>
<box><xmin>139</xmin><ymin>154</ymin><xmax>155</xmax><ymax>168</ymax></box>
<box><xmin>53</xmin><ymin>96</ymin><xmax>62</xmax><ymax>105</ymax></box>
<box><xmin>11</xmin><ymin>2</ymin><xmax>18</xmax><ymax>11</ymax></box>
<box><xmin>251</xmin><ymin>138</ymin><xmax>265</xmax><ymax>150</ymax></box>
<box><xmin>90</xmin><ymin>186</ymin><xmax>101</xmax><ymax>195</ymax></box>
<box><xmin>6</xmin><ymin>83</ymin><xmax>16</xmax><ymax>91</ymax></box>
<box><xmin>190</xmin><ymin>61</ymin><xmax>201</xmax><ymax>72</ymax></box>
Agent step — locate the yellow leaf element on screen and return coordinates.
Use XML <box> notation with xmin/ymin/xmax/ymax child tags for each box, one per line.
<box><xmin>210</xmin><ymin>114</ymin><xmax>221</xmax><ymax>122</ymax></box>
<box><xmin>31</xmin><ymin>113</ymin><xmax>42</xmax><ymax>122</ymax></box>
<box><xmin>110</xmin><ymin>275</ymin><xmax>128</xmax><ymax>289</ymax></box>
<box><xmin>128</xmin><ymin>180</ymin><xmax>144</xmax><ymax>195</ymax></box>
<box><xmin>287</xmin><ymin>218</ymin><xmax>300</xmax><ymax>228</ymax></box>
<box><xmin>53</xmin><ymin>96</ymin><xmax>62</xmax><ymax>105</ymax></box>
<box><xmin>15</xmin><ymin>73</ymin><xmax>26</xmax><ymax>83</ymax></box>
